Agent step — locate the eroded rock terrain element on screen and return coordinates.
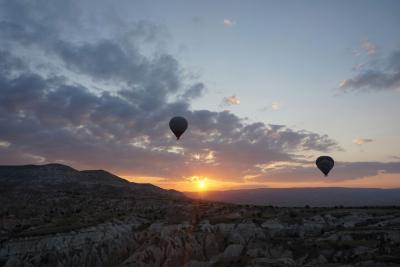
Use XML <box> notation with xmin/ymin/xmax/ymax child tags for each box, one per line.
<box><xmin>1</xmin><ymin>164</ymin><xmax>400</xmax><ymax>266</ymax></box>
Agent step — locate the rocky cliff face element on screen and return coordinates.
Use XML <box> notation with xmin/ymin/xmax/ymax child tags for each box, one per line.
<box><xmin>1</xmin><ymin>164</ymin><xmax>400</xmax><ymax>266</ymax></box>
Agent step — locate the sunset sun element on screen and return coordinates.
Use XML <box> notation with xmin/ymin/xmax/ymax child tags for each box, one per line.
<box><xmin>197</xmin><ymin>179</ymin><xmax>207</xmax><ymax>191</ymax></box>
<box><xmin>197</xmin><ymin>180</ymin><xmax>206</xmax><ymax>190</ymax></box>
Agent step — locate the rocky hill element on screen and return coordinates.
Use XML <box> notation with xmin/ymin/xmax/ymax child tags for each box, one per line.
<box><xmin>1</xmin><ymin>164</ymin><xmax>400</xmax><ymax>267</ymax></box>
<box><xmin>0</xmin><ymin>163</ymin><xmax>182</xmax><ymax>197</ymax></box>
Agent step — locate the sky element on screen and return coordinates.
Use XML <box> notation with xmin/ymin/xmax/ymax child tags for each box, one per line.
<box><xmin>1</xmin><ymin>0</ymin><xmax>400</xmax><ymax>191</ymax></box>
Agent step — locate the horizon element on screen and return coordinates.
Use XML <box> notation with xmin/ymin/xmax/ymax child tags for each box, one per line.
<box><xmin>1</xmin><ymin>0</ymin><xmax>400</xmax><ymax>192</ymax></box>
<box><xmin>3</xmin><ymin>162</ymin><xmax>400</xmax><ymax>207</ymax></box>
<box><xmin>5</xmin><ymin>162</ymin><xmax>400</xmax><ymax>192</ymax></box>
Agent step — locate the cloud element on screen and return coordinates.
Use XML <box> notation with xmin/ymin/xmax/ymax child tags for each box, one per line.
<box><xmin>340</xmin><ymin>49</ymin><xmax>400</xmax><ymax>92</ymax></box>
<box><xmin>271</xmin><ymin>101</ymin><xmax>281</xmax><ymax>111</ymax></box>
<box><xmin>260</xmin><ymin>101</ymin><xmax>281</xmax><ymax>112</ymax></box>
<box><xmin>221</xmin><ymin>95</ymin><xmax>240</xmax><ymax>106</ymax></box>
<box><xmin>361</xmin><ymin>40</ymin><xmax>377</xmax><ymax>56</ymax></box>
<box><xmin>179</xmin><ymin>83</ymin><xmax>206</xmax><ymax>101</ymax></box>
<box><xmin>3</xmin><ymin>0</ymin><xmax>397</xmax><ymax>185</ymax></box>
<box><xmin>223</xmin><ymin>19</ymin><xmax>236</xmax><ymax>27</ymax></box>
<box><xmin>353</xmin><ymin>138</ymin><xmax>373</xmax><ymax>145</ymax></box>
<box><xmin>0</xmin><ymin>48</ymin><xmax>339</xmax><ymax>181</ymax></box>
<box><xmin>0</xmin><ymin>141</ymin><xmax>11</xmax><ymax>148</ymax></box>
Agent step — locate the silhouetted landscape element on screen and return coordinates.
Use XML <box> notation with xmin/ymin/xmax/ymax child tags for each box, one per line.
<box><xmin>1</xmin><ymin>164</ymin><xmax>400</xmax><ymax>266</ymax></box>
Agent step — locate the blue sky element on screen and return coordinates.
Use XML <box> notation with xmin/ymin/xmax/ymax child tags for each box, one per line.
<box><xmin>1</xmin><ymin>0</ymin><xmax>400</xmax><ymax>190</ymax></box>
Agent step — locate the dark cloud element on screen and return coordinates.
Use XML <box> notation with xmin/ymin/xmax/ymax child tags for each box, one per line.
<box><xmin>0</xmin><ymin>50</ymin><xmax>339</xmax><ymax>181</ymax></box>
<box><xmin>0</xmin><ymin>51</ymin><xmax>26</xmax><ymax>75</ymax></box>
<box><xmin>341</xmin><ymin>50</ymin><xmax>400</xmax><ymax>92</ymax></box>
<box><xmin>55</xmin><ymin>40</ymin><xmax>181</xmax><ymax>94</ymax></box>
<box><xmin>179</xmin><ymin>83</ymin><xmax>206</xmax><ymax>101</ymax></box>
<box><xmin>5</xmin><ymin>0</ymin><xmax>394</xmax><ymax>184</ymax></box>
<box><xmin>124</xmin><ymin>20</ymin><xmax>168</xmax><ymax>44</ymax></box>
<box><xmin>389</xmin><ymin>51</ymin><xmax>400</xmax><ymax>70</ymax></box>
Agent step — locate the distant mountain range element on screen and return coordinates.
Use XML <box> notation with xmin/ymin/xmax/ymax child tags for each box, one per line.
<box><xmin>185</xmin><ymin>187</ymin><xmax>400</xmax><ymax>207</ymax></box>
<box><xmin>0</xmin><ymin>163</ymin><xmax>183</xmax><ymax>199</ymax></box>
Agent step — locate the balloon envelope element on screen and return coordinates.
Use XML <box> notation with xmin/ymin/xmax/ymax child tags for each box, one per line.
<box><xmin>169</xmin><ymin>116</ymin><xmax>188</xmax><ymax>140</ymax></box>
<box><xmin>316</xmin><ymin>156</ymin><xmax>334</xmax><ymax>176</ymax></box>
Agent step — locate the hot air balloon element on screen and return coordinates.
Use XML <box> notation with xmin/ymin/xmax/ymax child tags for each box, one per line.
<box><xmin>316</xmin><ymin>156</ymin><xmax>334</xmax><ymax>176</ymax></box>
<box><xmin>169</xmin><ymin>116</ymin><xmax>188</xmax><ymax>140</ymax></box>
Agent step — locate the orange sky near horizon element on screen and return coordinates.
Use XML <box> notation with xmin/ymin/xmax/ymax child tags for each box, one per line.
<box><xmin>122</xmin><ymin>173</ymin><xmax>400</xmax><ymax>192</ymax></box>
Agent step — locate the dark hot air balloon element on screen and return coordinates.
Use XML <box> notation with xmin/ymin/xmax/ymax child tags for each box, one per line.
<box><xmin>169</xmin><ymin>116</ymin><xmax>188</xmax><ymax>140</ymax></box>
<box><xmin>316</xmin><ymin>156</ymin><xmax>334</xmax><ymax>176</ymax></box>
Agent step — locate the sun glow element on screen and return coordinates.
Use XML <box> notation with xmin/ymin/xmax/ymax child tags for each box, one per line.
<box><xmin>189</xmin><ymin>176</ymin><xmax>208</xmax><ymax>191</ymax></box>
<box><xmin>197</xmin><ymin>179</ymin><xmax>206</xmax><ymax>190</ymax></box>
